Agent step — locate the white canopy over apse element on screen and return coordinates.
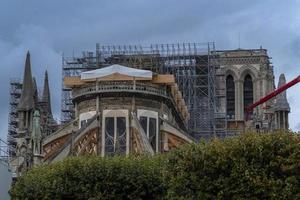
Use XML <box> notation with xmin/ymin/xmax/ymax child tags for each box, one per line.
<box><xmin>81</xmin><ymin>64</ymin><xmax>153</xmax><ymax>80</ymax></box>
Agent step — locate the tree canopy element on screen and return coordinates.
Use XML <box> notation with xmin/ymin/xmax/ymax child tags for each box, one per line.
<box><xmin>11</xmin><ymin>131</ymin><xmax>300</xmax><ymax>200</ymax></box>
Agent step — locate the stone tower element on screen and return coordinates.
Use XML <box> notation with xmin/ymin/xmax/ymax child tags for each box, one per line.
<box><xmin>273</xmin><ymin>74</ymin><xmax>290</xmax><ymax>129</ymax></box>
<box><xmin>216</xmin><ymin>48</ymin><xmax>275</xmax><ymax>132</ymax></box>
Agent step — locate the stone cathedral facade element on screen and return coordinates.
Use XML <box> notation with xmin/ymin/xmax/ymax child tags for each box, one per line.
<box><xmin>10</xmin><ymin>52</ymin><xmax>193</xmax><ymax>176</ymax></box>
<box><xmin>9</xmin><ymin>47</ymin><xmax>290</xmax><ymax>177</ymax></box>
<box><xmin>215</xmin><ymin>48</ymin><xmax>290</xmax><ymax>132</ymax></box>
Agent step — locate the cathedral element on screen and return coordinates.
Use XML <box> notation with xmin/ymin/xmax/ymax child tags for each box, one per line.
<box><xmin>215</xmin><ymin>48</ymin><xmax>290</xmax><ymax>133</ymax></box>
<box><xmin>10</xmin><ymin>51</ymin><xmax>193</xmax><ymax>176</ymax></box>
<box><xmin>9</xmin><ymin>45</ymin><xmax>290</xmax><ymax>177</ymax></box>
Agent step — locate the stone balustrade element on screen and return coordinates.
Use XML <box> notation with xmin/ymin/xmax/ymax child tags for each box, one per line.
<box><xmin>72</xmin><ymin>82</ymin><xmax>168</xmax><ymax>99</ymax></box>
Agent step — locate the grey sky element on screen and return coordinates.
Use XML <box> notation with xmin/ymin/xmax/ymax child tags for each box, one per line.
<box><xmin>0</xmin><ymin>0</ymin><xmax>300</xmax><ymax>140</ymax></box>
<box><xmin>0</xmin><ymin>161</ymin><xmax>11</xmax><ymax>199</ymax></box>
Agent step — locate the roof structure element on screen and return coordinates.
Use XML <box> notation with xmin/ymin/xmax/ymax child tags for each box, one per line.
<box><xmin>81</xmin><ymin>64</ymin><xmax>153</xmax><ymax>81</ymax></box>
<box><xmin>17</xmin><ymin>51</ymin><xmax>34</xmax><ymax>111</ymax></box>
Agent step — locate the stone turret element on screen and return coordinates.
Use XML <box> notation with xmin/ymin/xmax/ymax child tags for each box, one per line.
<box><xmin>17</xmin><ymin>51</ymin><xmax>35</xmax><ymax>133</ymax></box>
<box><xmin>273</xmin><ymin>74</ymin><xmax>290</xmax><ymax>129</ymax></box>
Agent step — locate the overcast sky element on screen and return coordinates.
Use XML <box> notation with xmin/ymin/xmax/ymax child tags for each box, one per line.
<box><xmin>0</xmin><ymin>0</ymin><xmax>300</xmax><ymax>141</ymax></box>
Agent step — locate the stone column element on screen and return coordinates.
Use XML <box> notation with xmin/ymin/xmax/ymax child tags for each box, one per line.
<box><xmin>96</xmin><ymin>80</ymin><xmax>100</xmax><ymax>112</ymax></box>
<box><xmin>252</xmin><ymin>78</ymin><xmax>259</xmax><ymax>118</ymax></box>
<box><xmin>262</xmin><ymin>76</ymin><xmax>268</xmax><ymax>117</ymax></box>
<box><xmin>261</xmin><ymin>74</ymin><xmax>268</xmax><ymax>97</ymax></box>
<box><xmin>234</xmin><ymin>79</ymin><xmax>244</xmax><ymax>121</ymax></box>
<box><xmin>283</xmin><ymin>111</ymin><xmax>286</xmax><ymax>129</ymax></box>
<box><xmin>96</xmin><ymin>96</ymin><xmax>100</xmax><ymax>112</ymax></box>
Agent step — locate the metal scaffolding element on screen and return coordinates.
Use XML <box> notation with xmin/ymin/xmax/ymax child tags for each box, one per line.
<box><xmin>0</xmin><ymin>138</ymin><xmax>10</xmax><ymax>165</ymax></box>
<box><xmin>7</xmin><ymin>79</ymin><xmax>22</xmax><ymax>155</ymax></box>
<box><xmin>61</xmin><ymin>43</ymin><xmax>226</xmax><ymax>140</ymax></box>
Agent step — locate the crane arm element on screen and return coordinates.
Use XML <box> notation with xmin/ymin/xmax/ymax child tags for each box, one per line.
<box><xmin>245</xmin><ymin>75</ymin><xmax>300</xmax><ymax>115</ymax></box>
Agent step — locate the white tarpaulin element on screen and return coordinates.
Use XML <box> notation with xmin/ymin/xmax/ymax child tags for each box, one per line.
<box><xmin>81</xmin><ymin>64</ymin><xmax>153</xmax><ymax>80</ymax></box>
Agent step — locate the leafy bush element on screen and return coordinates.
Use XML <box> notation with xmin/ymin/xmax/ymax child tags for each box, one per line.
<box><xmin>10</xmin><ymin>156</ymin><xmax>165</xmax><ymax>200</ymax></box>
<box><xmin>10</xmin><ymin>131</ymin><xmax>300</xmax><ymax>200</ymax></box>
<box><xmin>164</xmin><ymin>131</ymin><xmax>300</xmax><ymax>199</ymax></box>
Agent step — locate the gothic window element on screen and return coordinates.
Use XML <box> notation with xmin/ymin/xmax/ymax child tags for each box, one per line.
<box><xmin>117</xmin><ymin>117</ymin><xmax>126</xmax><ymax>153</ymax></box>
<box><xmin>244</xmin><ymin>74</ymin><xmax>253</xmax><ymax>114</ymax></box>
<box><xmin>138</xmin><ymin>110</ymin><xmax>158</xmax><ymax>151</ymax></box>
<box><xmin>226</xmin><ymin>75</ymin><xmax>235</xmax><ymax>119</ymax></box>
<box><xmin>105</xmin><ymin>117</ymin><xmax>114</xmax><ymax>155</ymax></box>
<box><xmin>104</xmin><ymin>116</ymin><xmax>127</xmax><ymax>155</ymax></box>
<box><xmin>140</xmin><ymin>116</ymin><xmax>147</xmax><ymax>134</ymax></box>
<box><xmin>138</xmin><ymin>116</ymin><xmax>157</xmax><ymax>151</ymax></box>
<box><xmin>149</xmin><ymin>118</ymin><xmax>157</xmax><ymax>150</ymax></box>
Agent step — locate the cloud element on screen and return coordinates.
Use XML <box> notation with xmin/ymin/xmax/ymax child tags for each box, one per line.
<box><xmin>296</xmin><ymin>122</ymin><xmax>300</xmax><ymax>131</ymax></box>
<box><xmin>0</xmin><ymin>24</ymin><xmax>61</xmax><ymax>140</ymax></box>
<box><xmin>0</xmin><ymin>0</ymin><xmax>300</xmax><ymax>141</ymax></box>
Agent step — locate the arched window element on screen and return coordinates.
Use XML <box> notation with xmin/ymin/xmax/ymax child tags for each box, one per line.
<box><xmin>226</xmin><ymin>75</ymin><xmax>235</xmax><ymax>119</ymax></box>
<box><xmin>244</xmin><ymin>74</ymin><xmax>253</xmax><ymax>113</ymax></box>
<box><xmin>102</xmin><ymin>109</ymin><xmax>128</xmax><ymax>156</ymax></box>
<box><xmin>104</xmin><ymin>116</ymin><xmax>127</xmax><ymax>155</ymax></box>
<box><xmin>137</xmin><ymin>109</ymin><xmax>158</xmax><ymax>152</ymax></box>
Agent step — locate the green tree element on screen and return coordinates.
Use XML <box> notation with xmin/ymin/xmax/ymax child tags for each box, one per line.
<box><xmin>10</xmin><ymin>156</ymin><xmax>165</xmax><ymax>200</ymax></box>
<box><xmin>164</xmin><ymin>131</ymin><xmax>300</xmax><ymax>200</ymax></box>
<box><xmin>10</xmin><ymin>131</ymin><xmax>300</xmax><ymax>200</ymax></box>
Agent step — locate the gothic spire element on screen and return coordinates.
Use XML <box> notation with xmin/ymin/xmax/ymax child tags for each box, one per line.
<box><xmin>32</xmin><ymin>77</ymin><xmax>38</xmax><ymax>105</ymax></box>
<box><xmin>42</xmin><ymin>70</ymin><xmax>52</xmax><ymax>115</ymax></box>
<box><xmin>18</xmin><ymin>51</ymin><xmax>34</xmax><ymax>111</ymax></box>
<box><xmin>274</xmin><ymin>74</ymin><xmax>290</xmax><ymax>112</ymax></box>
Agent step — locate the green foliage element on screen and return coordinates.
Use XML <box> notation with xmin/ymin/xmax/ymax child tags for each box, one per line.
<box><xmin>10</xmin><ymin>131</ymin><xmax>300</xmax><ymax>200</ymax></box>
<box><xmin>164</xmin><ymin>131</ymin><xmax>300</xmax><ymax>200</ymax></box>
<box><xmin>10</xmin><ymin>156</ymin><xmax>166</xmax><ymax>200</ymax></box>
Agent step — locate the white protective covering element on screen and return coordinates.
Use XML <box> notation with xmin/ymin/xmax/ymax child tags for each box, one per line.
<box><xmin>81</xmin><ymin>64</ymin><xmax>153</xmax><ymax>80</ymax></box>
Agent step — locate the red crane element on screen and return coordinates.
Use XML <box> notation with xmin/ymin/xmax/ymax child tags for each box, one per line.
<box><xmin>245</xmin><ymin>75</ymin><xmax>300</xmax><ymax>120</ymax></box>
